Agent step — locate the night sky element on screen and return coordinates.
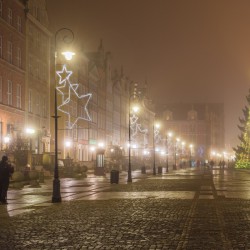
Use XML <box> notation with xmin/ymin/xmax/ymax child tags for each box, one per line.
<box><xmin>46</xmin><ymin>0</ymin><xmax>250</xmax><ymax>148</ymax></box>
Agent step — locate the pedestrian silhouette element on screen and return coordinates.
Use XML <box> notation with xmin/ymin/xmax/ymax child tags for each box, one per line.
<box><xmin>0</xmin><ymin>156</ymin><xmax>14</xmax><ymax>204</ymax></box>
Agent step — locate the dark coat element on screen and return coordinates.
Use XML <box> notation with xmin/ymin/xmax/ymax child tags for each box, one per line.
<box><xmin>0</xmin><ymin>160</ymin><xmax>14</xmax><ymax>182</ymax></box>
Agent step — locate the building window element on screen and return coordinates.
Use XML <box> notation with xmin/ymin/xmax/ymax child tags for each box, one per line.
<box><xmin>36</xmin><ymin>93</ymin><xmax>40</xmax><ymax>115</ymax></box>
<box><xmin>7</xmin><ymin>124</ymin><xmax>12</xmax><ymax>134</ymax></box>
<box><xmin>7</xmin><ymin>8</ymin><xmax>12</xmax><ymax>25</ymax></box>
<box><xmin>16</xmin><ymin>84</ymin><xmax>21</xmax><ymax>108</ymax></box>
<box><xmin>41</xmin><ymin>97</ymin><xmax>47</xmax><ymax>118</ymax></box>
<box><xmin>0</xmin><ymin>35</ymin><xmax>2</xmax><ymax>58</ymax></box>
<box><xmin>0</xmin><ymin>76</ymin><xmax>2</xmax><ymax>102</ymax></box>
<box><xmin>17</xmin><ymin>48</ymin><xmax>21</xmax><ymax>68</ymax></box>
<box><xmin>7</xmin><ymin>80</ymin><xmax>12</xmax><ymax>105</ymax></box>
<box><xmin>17</xmin><ymin>16</ymin><xmax>22</xmax><ymax>32</ymax></box>
<box><xmin>188</xmin><ymin>110</ymin><xmax>198</xmax><ymax>120</ymax></box>
<box><xmin>73</xmin><ymin>124</ymin><xmax>77</xmax><ymax>139</ymax></box>
<box><xmin>0</xmin><ymin>1</ymin><xmax>2</xmax><ymax>17</ymax></box>
<box><xmin>29</xmin><ymin>55</ymin><xmax>33</xmax><ymax>74</ymax></box>
<box><xmin>28</xmin><ymin>89</ymin><xmax>32</xmax><ymax>112</ymax></box>
<box><xmin>7</xmin><ymin>41</ymin><xmax>12</xmax><ymax>63</ymax></box>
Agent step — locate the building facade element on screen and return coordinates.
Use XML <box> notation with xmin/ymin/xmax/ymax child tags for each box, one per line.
<box><xmin>25</xmin><ymin>0</ymin><xmax>51</xmax><ymax>153</ymax></box>
<box><xmin>0</xmin><ymin>0</ymin><xmax>26</xmax><ymax>151</ymax></box>
<box><xmin>160</xmin><ymin>103</ymin><xmax>225</xmax><ymax>161</ymax></box>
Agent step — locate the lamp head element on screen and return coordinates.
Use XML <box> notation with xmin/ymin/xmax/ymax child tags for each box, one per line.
<box><xmin>61</xmin><ymin>51</ymin><xmax>75</xmax><ymax>61</ymax></box>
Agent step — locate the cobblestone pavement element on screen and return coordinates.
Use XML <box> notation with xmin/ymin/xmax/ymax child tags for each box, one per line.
<box><xmin>0</xmin><ymin>168</ymin><xmax>250</xmax><ymax>249</ymax></box>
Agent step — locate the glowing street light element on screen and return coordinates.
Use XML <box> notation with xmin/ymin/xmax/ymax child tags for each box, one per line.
<box><xmin>153</xmin><ymin>122</ymin><xmax>160</xmax><ymax>175</ymax></box>
<box><xmin>166</xmin><ymin>131</ymin><xmax>172</xmax><ymax>172</ymax></box>
<box><xmin>174</xmin><ymin>137</ymin><xmax>180</xmax><ymax>168</ymax></box>
<box><xmin>52</xmin><ymin>27</ymin><xmax>75</xmax><ymax>203</ymax></box>
<box><xmin>90</xmin><ymin>146</ymin><xmax>96</xmax><ymax>161</ymax></box>
<box><xmin>189</xmin><ymin>144</ymin><xmax>193</xmax><ymax>167</ymax></box>
<box><xmin>61</xmin><ymin>51</ymin><xmax>75</xmax><ymax>61</ymax></box>
<box><xmin>128</xmin><ymin>98</ymin><xmax>140</xmax><ymax>183</ymax></box>
<box><xmin>64</xmin><ymin>140</ymin><xmax>72</xmax><ymax>158</ymax></box>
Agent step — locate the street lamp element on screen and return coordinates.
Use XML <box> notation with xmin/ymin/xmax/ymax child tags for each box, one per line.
<box><xmin>153</xmin><ymin>122</ymin><xmax>160</xmax><ymax>175</ymax></box>
<box><xmin>3</xmin><ymin>136</ymin><xmax>10</xmax><ymax>150</ymax></box>
<box><xmin>189</xmin><ymin>144</ymin><xmax>193</xmax><ymax>167</ymax></box>
<box><xmin>64</xmin><ymin>140</ymin><xmax>72</xmax><ymax>158</ymax></box>
<box><xmin>174</xmin><ymin>137</ymin><xmax>180</xmax><ymax>168</ymax></box>
<box><xmin>52</xmin><ymin>28</ymin><xmax>75</xmax><ymax>203</ymax></box>
<box><xmin>25</xmin><ymin>127</ymin><xmax>35</xmax><ymax>151</ymax></box>
<box><xmin>128</xmin><ymin>103</ymin><xmax>140</xmax><ymax>183</ymax></box>
<box><xmin>166</xmin><ymin>132</ymin><xmax>172</xmax><ymax>172</ymax></box>
<box><xmin>90</xmin><ymin>146</ymin><xmax>96</xmax><ymax>161</ymax></box>
<box><xmin>181</xmin><ymin>141</ymin><xmax>185</xmax><ymax>168</ymax></box>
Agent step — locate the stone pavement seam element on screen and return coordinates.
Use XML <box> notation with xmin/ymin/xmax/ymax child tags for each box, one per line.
<box><xmin>176</xmin><ymin>185</ymin><xmax>199</xmax><ymax>249</ymax></box>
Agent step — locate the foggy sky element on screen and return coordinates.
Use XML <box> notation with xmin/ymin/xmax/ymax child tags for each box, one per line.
<box><xmin>46</xmin><ymin>0</ymin><xmax>250</xmax><ymax>148</ymax></box>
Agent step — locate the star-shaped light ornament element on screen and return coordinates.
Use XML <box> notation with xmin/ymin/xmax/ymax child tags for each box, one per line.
<box><xmin>56</xmin><ymin>65</ymin><xmax>92</xmax><ymax>129</ymax></box>
<box><xmin>56</xmin><ymin>64</ymin><xmax>73</xmax><ymax>85</ymax></box>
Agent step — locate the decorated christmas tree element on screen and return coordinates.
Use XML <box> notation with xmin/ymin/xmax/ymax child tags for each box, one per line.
<box><xmin>234</xmin><ymin>89</ymin><xmax>250</xmax><ymax>168</ymax></box>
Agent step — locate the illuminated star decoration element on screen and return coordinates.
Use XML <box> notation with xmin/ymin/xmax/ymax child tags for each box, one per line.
<box><xmin>130</xmin><ymin>114</ymin><xmax>148</xmax><ymax>146</ymax></box>
<box><xmin>56</xmin><ymin>65</ymin><xmax>92</xmax><ymax>129</ymax></box>
<box><xmin>154</xmin><ymin>127</ymin><xmax>162</xmax><ymax>144</ymax></box>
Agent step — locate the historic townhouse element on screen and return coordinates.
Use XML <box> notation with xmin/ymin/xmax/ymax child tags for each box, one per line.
<box><xmin>161</xmin><ymin>103</ymin><xmax>225</xmax><ymax>162</ymax></box>
<box><xmin>25</xmin><ymin>0</ymin><xmax>51</xmax><ymax>153</ymax></box>
<box><xmin>0</xmin><ymin>0</ymin><xmax>25</xmax><ymax>151</ymax></box>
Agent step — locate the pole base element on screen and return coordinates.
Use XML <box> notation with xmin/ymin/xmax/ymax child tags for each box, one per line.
<box><xmin>52</xmin><ymin>178</ymin><xmax>61</xmax><ymax>203</ymax></box>
<box><xmin>153</xmin><ymin>167</ymin><xmax>156</xmax><ymax>175</ymax></box>
<box><xmin>127</xmin><ymin>171</ymin><xmax>132</xmax><ymax>183</ymax></box>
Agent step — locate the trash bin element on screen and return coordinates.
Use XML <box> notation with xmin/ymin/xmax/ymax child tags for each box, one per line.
<box><xmin>158</xmin><ymin>166</ymin><xmax>162</xmax><ymax>174</ymax></box>
<box><xmin>110</xmin><ymin>170</ymin><xmax>119</xmax><ymax>184</ymax></box>
<box><xmin>141</xmin><ymin>166</ymin><xmax>146</xmax><ymax>174</ymax></box>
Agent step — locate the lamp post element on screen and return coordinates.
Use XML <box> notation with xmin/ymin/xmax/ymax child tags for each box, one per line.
<box><xmin>174</xmin><ymin>138</ymin><xmax>180</xmax><ymax>168</ymax></box>
<box><xmin>90</xmin><ymin>146</ymin><xmax>96</xmax><ymax>161</ymax></box>
<box><xmin>25</xmin><ymin>127</ymin><xmax>35</xmax><ymax>151</ymax></box>
<box><xmin>181</xmin><ymin>141</ymin><xmax>185</xmax><ymax>168</ymax></box>
<box><xmin>52</xmin><ymin>28</ymin><xmax>75</xmax><ymax>203</ymax></box>
<box><xmin>153</xmin><ymin>123</ymin><xmax>160</xmax><ymax>175</ymax></box>
<box><xmin>166</xmin><ymin>132</ymin><xmax>172</xmax><ymax>172</ymax></box>
<box><xmin>189</xmin><ymin>144</ymin><xmax>193</xmax><ymax>167</ymax></box>
<box><xmin>65</xmin><ymin>140</ymin><xmax>72</xmax><ymax>158</ymax></box>
<box><xmin>3</xmin><ymin>136</ymin><xmax>10</xmax><ymax>150</ymax></box>
<box><xmin>128</xmin><ymin>99</ymin><xmax>140</xmax><ymax>183</ymax></box>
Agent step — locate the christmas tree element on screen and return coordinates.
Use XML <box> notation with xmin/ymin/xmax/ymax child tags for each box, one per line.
<box><xmin>234</xmin><ymin>89</ymin><xmax>250</xmax><ymax>168</ymax></box>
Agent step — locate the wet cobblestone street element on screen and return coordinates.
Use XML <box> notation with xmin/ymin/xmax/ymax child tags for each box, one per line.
<box><xmin>0</xmin><ymin>168</ymin><xmax>250</xmax><ymax>249</ymax></box>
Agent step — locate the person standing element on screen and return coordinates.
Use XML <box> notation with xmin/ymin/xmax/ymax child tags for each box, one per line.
<box><xmin>0</xmin><ymin>156</ymin><xmax>14</xmax><ymax>204</ymax></box>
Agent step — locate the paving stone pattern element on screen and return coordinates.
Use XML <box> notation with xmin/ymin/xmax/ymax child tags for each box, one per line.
<box><xmin>0</xmin><ymin>172</ymin><xmax>250</xmax><ymax>249</ymax></box>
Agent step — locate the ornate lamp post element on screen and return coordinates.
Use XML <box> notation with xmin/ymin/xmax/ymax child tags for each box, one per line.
<box><xmin>128</xmin><ymin>97</ymin><xmax>140</xmax><ymax>183</ymax></box>
<box><xmin>166</xmin><ymin>132</ymin><xmax>172</xmax><ymax>172</ymax></box>
<box><xmin>174</xmin><ymin>137</ymin><xmax>180</xmax><ymax>168</ymax></box>
<box><xmin>52</xmin><ymin>28</ymin><xmax>75</xmax><ymax>203</ymax></box>
<box><xmin>153</xmin><ymin>122</ymin><xmax>160</xmax><ymax>175</ymax></box>
<box><xmin>189</xmin><ymin>144</ymin><xmax>193</xmax><ymax>167</ymax></box>
<box><xmin>90</xmin><ymin>146</ymin><xmax>96</xmax><ymax>161</ymax></box>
